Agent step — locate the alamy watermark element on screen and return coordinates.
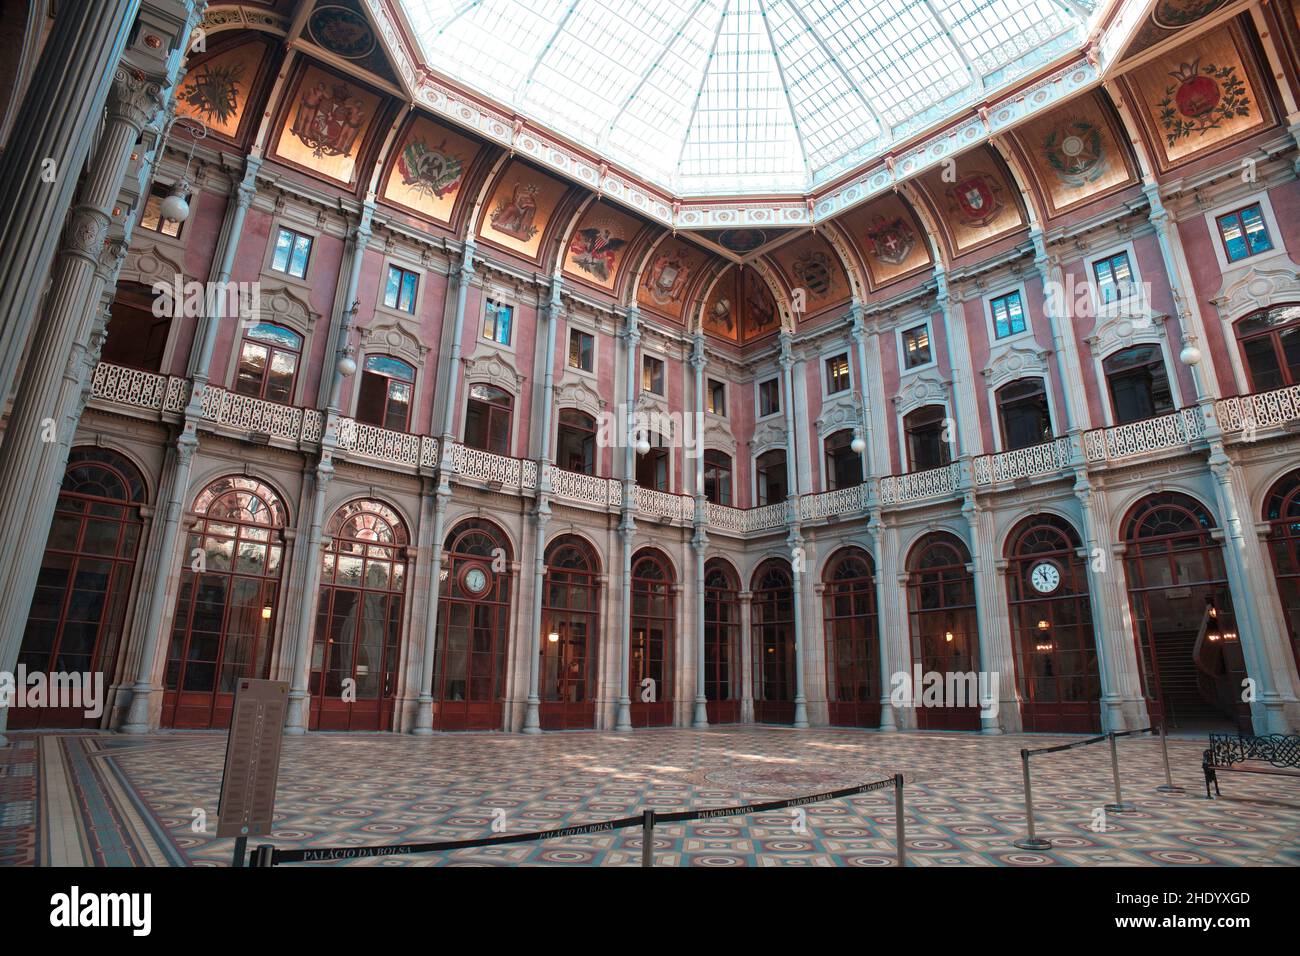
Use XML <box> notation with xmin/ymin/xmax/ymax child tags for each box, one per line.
<box><xmin>889</xmin><ymin>665</ymin><xmax>1000</xmax><ymax>719</ymax></box>
<box><xmin>0</xmin><ymin>666</ymin><xmax>104</xmax><ymax>719</ymax></box>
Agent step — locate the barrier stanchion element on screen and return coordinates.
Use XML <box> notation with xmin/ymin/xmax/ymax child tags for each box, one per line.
<box><xmin>1104</xmin><ymin>732</ymin><xmax>1136</xmax><ymax>813</ymax></box>
<box><xmin>231</xmin><ymin>835</ymin><xmax>247</xmax><ymax>868</ymax></box>
<box><xmin>1156</xmin><ymin>723</ymin><xmax>1184</xmax><ymax>794</ymax></box>
<box><xmin>893</xmin><ymin>774</ymin><xmax>906</xmax><ymax>866</ymax></box>
<box><xmin>641</xmin><ymin>810</ymin><xmax>655</xmax><ymax>868</ymax></box>
<box><xmin>1013</xmin><ymin>749</ymin><xmax>1051</xmax><ymax>851</ymax></box>
<box><xmin>252</xmin><ymin>844</ymin><xmax>274</xmax><ymax>868</ymax></box>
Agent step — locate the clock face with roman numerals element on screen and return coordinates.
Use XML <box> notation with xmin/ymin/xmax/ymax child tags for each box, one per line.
<box><xmin>463</xmin><ymin>566</ymin><xmax>488</xmax><ymax>595</ymax></box>
<box><xmin>1030</xmin><ymin>560</ymin><xmax>1062</xmax><ymax>594</ymax></box>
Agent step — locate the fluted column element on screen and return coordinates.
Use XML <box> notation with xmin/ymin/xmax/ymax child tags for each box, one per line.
<box><xmin>615</xmin><ymin>307</ymin><xmax>640</xmax><ymax>731</ymax></box>
<box><xmin>690</xmin><ymin>331</ymin><xmax>709</xmax><ymax>727</ymax></box>
<box><xmin>779</xmin><ymin>333</ymin><xmax>809</xmax><ymax>727</ymax></box>
<box><xmin>411</xmin><ymin>484</ymin><xmax>450</xmax><ymax>735</ymax></box>
<box><xmin>1030</xmin><ymin>230</ymin><xmax>1089</xmax><ymax>437</ymax></box>
<box><xmin>869</xmin><ymin>510</ymin><xmax>900</xmax><ymax>731</ymax></box>
<box><xmin>934</xmin><ymin>268</ymin><xmax>982</xmax><ymax>458</ymax></box>
<box><xmin>738</xmin><ymin>590</ymin><xmax>754</xmax><ymax>722</ymax></box>
<box><xmin>0</xmin><ymin>0</ymin><xmax>141</xmax><ymax>408</ymax></box>
<box><xmin>962</xmin><ymin>495</ymin><xmax>1018</xmax><ymax>733</ymax></box>
<box><xmin>0</xmin><ymin>70</ymin><xmax>168</xmax><ymax>744</ymax></box>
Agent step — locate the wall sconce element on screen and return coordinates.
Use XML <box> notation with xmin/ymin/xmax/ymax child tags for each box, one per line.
<box><xmin>547</xmin><ymin>631</ymin><xmax>560</xmax><ymax>644</ymax></box>
<box><xmin>944</xmin><ymin>631</ymin><xmax>954</xmax><ymax>643</ymax></box>
<box><xmin>1036</xmin><ymin>619</ymin><xmax>1050</xmax><ymax>631</ymax></box>
<box><xmin>261</xmin><ymin>606</ymin><xmax>272</xmax><ymax>620</ymax></box>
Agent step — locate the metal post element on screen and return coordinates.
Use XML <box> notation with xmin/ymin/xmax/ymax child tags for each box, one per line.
<box><xmin>1105</xmin><ymin>732</ymin><xmax>1135</xmax><ymax>812</ymax></box>
<box><xmin>893</xmin><ymin>774</ymin><xmax>906</xmax><ymax>866</ymax></box>
<box><xmin>1014</xmin><ymin>750</ymin><xmax>1051</xmax><ymax>850</ymax></box>
<box><xmin>641</xmin><ymin>810</ymin><xmax>655</xmax><ymax>868</ymax></box>
<box><xmin>252</xmin><ymin>844</ymin><xmax>275</xmax><ymax>868</ymax></box>
<box><xmin>231</xmin><ymin>836</ymin><xmax>247</xmax><ymax>868</ymax></box>
<box><xmin>1156</xmin><ymin>723</ymin><xmax>1184</xmax><ymax>794</ymax></box>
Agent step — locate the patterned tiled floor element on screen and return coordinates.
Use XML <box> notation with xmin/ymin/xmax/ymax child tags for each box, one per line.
<box><xmin>2</xmin><ymin>726</ymin><xmax>1298</xmax><ymax>866</ymax></box>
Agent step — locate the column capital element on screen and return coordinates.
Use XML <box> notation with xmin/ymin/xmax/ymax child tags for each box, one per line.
<box><xmin>107</xmin><ymin>67</ymin><xmax>166</xmax><ymax>132</ymax></box>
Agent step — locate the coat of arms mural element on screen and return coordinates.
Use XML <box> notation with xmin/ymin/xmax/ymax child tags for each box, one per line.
<box><xmin>274</xmin><ymin>65</ymin><xmax>381</xmax><ymax>184</ymax></box>
<box><xmin>1042</xmin><ymin>119</ymin><xmax>1108</xmax><ymax>188</ymax></box>
<box><xmin>382</xmin><ymin>117</ymin><xmax>480</xmax><ymax>223</ymax></box>
<box><xmin>490</xmin><ymin>182</ymin><xmax>541</xmax><ymax>242</ymax></box>
<box><xmin>863</xmin><ymin>215</ymin><xmax>917</xmax><ymax>266</ymax></box>
<box><xmin>946</xmin><ymin>174</ymin><xmax>1005</xmax><ymax>228</ymax></box>
<box><xmin>568</xmin><ymin>223</ymin><xmax>628</xmax><ymax>283</ymax></box>
<box><xmin>1157</xmin><ymin>59</ymin><xmax>1251</xmax><ymax>147</ymax></box>
<box><xmin>175</xmin><ymin>41</ymin><xmax>266</xmax><ymax>139</ymax></box>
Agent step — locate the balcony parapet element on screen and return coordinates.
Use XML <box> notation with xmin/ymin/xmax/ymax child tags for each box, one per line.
<box><xmin>973</xmin><ymin>436</ymin><xmax>1073</xmax><ymax>487</ymax></box>
<box><xmin>1082</xmin><ymin>407</ymin><xmax>1205</xmax><ymax>464</ymax></box>
<box><xmin>1216</xmin><ymin>384</ymin><xmax>1300</xmax><ymax>437</ymax></box>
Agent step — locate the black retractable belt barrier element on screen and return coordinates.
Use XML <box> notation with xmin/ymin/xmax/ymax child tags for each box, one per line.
<box><xmin>253</xmin><ymin>773</ymin><xmax>905</xmax><ymax>868</ymax></box>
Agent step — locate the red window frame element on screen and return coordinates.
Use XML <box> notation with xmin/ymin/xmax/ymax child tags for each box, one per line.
<box><xmin>464</xmin><ymin>384</ymin><xmax>513</xmax><ymax>455</ymax></box>
<box><xmin>906</xmin><ymin>533</ymin><xmax>980</xmax><ymax>731</ymax></box>
<box><xmin>540</xmin><ymin>536</ymin><xmax>600</xmax><ymax>730</ymax></box>
<box><xmin>704</xmin><ymin>558</ymin><xmax>741</xmax><ymax>723</ymax></box>
<box><xmin>823</xmin><ymin>547</ymin><xmax>880</xmax><ymax>728</ymax></box>
<box><xmin>234</xmin><ymin>322</ymin><xmax>302</xmax><ymax>404</ymax></box>
<box><xmin>629</xmin><ymin>549</ymin><xmax>674</xmax><ymax>727</ymax></box>
<box><xmin>751</xmin><ymin>559</ymin><xmax>795</xmax><ymax>724</ymax></box>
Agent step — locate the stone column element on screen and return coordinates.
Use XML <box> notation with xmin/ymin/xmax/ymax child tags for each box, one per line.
<box><xmin>411</xmin><ymin>484</ymin><xmax>450</xmax><ymax>734</ymax></box>
<box><xmin>962</xmin><ymin>494</ymin><xmax>1019</xmax><ymax>733</ymax></box>
<box><xmin>869</xmin><ymin>510</ymin><xmax>900</xmax><ymax>731</ymax></box>
<box><xmin>690</xmin><ymin>331</ymin><xmax>709</xmax><ymax>727</ymax></box>
<box><xmin>935</xmin><ymin>268</ymin><xmax>982</xmax><ymax>458</ymax></box>
<box><xmin>615</xmin><ymin>307</ymin><xmax>640</xmax><ymax>732</ymax></box>
<box><xmin>0</xmin><ymin>0</ymin><xmax>141</xmax><ymax>408</ymax></box>
<box><xmin>1030</xmin><ymin>230</ymin><xmax>1089</xmax><ymax>436</ymax></box>
<box><xmin>779</xmin><ymin>334</ymin><xmax>809</xmax><ymax>727</ymax></box>
<box><xmin>0</xmin><ymin>70</ymin><xmax>168</xmax><ymax>744</ymax></box>
<box><xmin>738</xmin><ymin>590</ymin><xmax>754</xmax><ymax>723</ymax></box>
<box><xmin>282</xmin><ymin>459</ymin><xmax>333</xmax><ymax>734</ymax></box>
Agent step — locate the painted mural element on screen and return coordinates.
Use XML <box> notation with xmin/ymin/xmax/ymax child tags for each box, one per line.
<box><xmin>915</xmin><ymin>148</ymin><xmax>1023</xmax><ymax>255</ymax></box>
<box><xmin>1120</xmin><ymin>0</ymin><xmax>1232</xmax><ymax>61</ymax></box>
<box><xmin>175</xmin><ymin>40</ymin><xmax>268</xmax><ymax>140</ymax></box>
<box><xmin>1012</xmin><ymin>92</ymin><xmax>1135</xmax><ymax>216</ymax></box>
<box><xmin>272</xmin><ymin>64</ymin><xmax>383</xmax><ymax>185</ymax></box>
<box><xmin>769</xmin><ymin>232</ymin><xmax>848</xmax><ymax>312</ymax></box>
<box><xmin>306</xmin><ymin>0</ymin><xmax>398</xmax><ymax>84</ymax></box>
<box><xmin>1126</xmin><ymin>24</ymin><xmax>1272</xmax><ymax>170</ymax></box>
<box><xmin>478</xmin><ymin>161</ymin><xmax>570</xmax><ymax>260</ymax></box>
<box><xmin>382</xmin><ymin>115</ymin><xmax>480</xmax><ymax>224</ymax></box>
<box><xmin>839</xmin><ymin>193</ymin><xmax>931</xmax><ymax>286</ymax></box>
<box><xmin>638</xmin><ymin>238</ymin><xmax>703</xmax><ymax>322</ymax></box>
<box><xmin>701</xmin><ymin>265</ymin><xmax>780</xmax><ymax>342</ymax></box>
<box><xmin>562</xmin><ymin>203</ymin><xmax>643</xmax><ymax>291</ymax></box>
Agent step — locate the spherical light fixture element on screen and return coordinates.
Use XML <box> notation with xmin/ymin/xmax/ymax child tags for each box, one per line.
<box><xmin>159</xmin><ymin>182</ymin><xmax>191</xmax><ymax>223</ymax></box>
<box><xmin>336</xmin><ymin>355</ymin><xmax>357</xmax><ymax>378</ymax></box>
<box><xmin>635</xmin><ymin>433</ymin><xmax>651</xmax><ymax>455</ymax></box>
<box><xmin>850</xmin><ymin>434</ymin><xmax>866</xmax><ymax>454</ymax></box>
<box><xmin>1179</xmin><ymin>344</ymin><xmax>1202</xmax><ymax>366</ymax></box>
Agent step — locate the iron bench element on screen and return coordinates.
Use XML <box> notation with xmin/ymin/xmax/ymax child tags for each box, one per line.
<box><xmin>1202</xmin><ymin>733</ymin><xmax>1300</xmax><ymax>798</ymax></box>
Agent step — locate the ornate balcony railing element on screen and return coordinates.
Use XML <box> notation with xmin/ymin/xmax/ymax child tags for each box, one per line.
<box><xmin>973</xmin><ymin>436</ymin><xmax>1073</xmax><ymax>486</ymax></box>
<box><xmin>635</xmin><ymin>485</ymin><xmax>687</xmax><ymax>521</ymax></box>
<box><xmin>200</xmin><ymin>385</ymin><xmax>306</xmax><ymax>441</ymax></box>
<box><xmin>1083</xmin><ymin>407</ymin><xmax>1205</xmax><ymax>463</ymax></box>
<box><xmin>1216</xmin><ymin>384</ymin><xmax>1300</xmax><ymax>435</ymax></box>
<box><xmin>550</xmin><ymin>466</ymin><xmax>620</xmax><ymax>508</ymax></box>
<box><xmin>879</xmin><ymin>462</ymin><xmax>963</xmax><ymax>505</ymax></box>
<box><xmin>90</xmin><ymin>362</ymin><xmax>188</xmax><ymax>413</ymax></box>
<box><xmin>334</xmin><ymin>417</ymin><xmax>431</xmax><ymax>469</ymax></box>
<box><xmin>800</xmin><ymin>482</ymin><xmax>868</xmax><ymax>520</ymax></box>
<box><xmin>449</xmin><ymin>442</ymin><xmax>538</xmax><ymax>489</ymax></box>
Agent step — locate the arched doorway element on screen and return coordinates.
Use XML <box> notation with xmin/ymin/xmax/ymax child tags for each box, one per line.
<box><xmin>704</xmin><ymin>558</ymin><xmax>741</xmax><ymax>724</ymax></box>
<box><xmin>823</xmin><ymin>547</ymin><xmax>880</xmax><ymax>727</ymax></box>
<box><xmin>752</xmin><ymin>558</ymin><xmax>795</xmax><ymax>724</ymax></box>
<box><xmin>540</xmin><ymin>535</ymin><xmax>600</xmax><ymax>729</ymax></box>
<box><xmin>1123</xmin><ymin>492</ymin><xmax>1247</xmax><ymax>731</ymax></box>
<box><xmin>1263</xmin><ymin>469</ymin><xmax>1300</xmax><ymax>671</ymax></box>
<box><xmin>433</xmin><ymin>519</ymin><xmax>512</xmax><ymax>730</ymax></box>
<box><xmin>906</xmin><ymin>533</ymin><xmax>981</xmax><ymax>731</ymax></box>
<box><xmin>1005</xmin><ymin>515</ymin><xmax>1100</xmax><ymax>732</ymax></box>
<box><xmin>14</xmin><ymin>448</ymin><xmax>146</xmax><ymax>728</ymax></box>
<box><xmin>309</xmin><ymin>500</ymin><xmax>409</xmax><ymax>731</ymax></box>
<box><xmin>630</xmin><ymin>549</ymin><xmax>675</xmax><ymax>727</ymax></box>
<box><xmin>164</xmin><ymin>476</ymin><xmax>288</xmax><ymax>729</ymax></box>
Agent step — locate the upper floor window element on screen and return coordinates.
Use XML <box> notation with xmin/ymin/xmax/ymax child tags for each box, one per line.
<box><xmin>996</xmin><ymin>379</ymin><xmax>1052</xmax><ymax>450</ymax></box>
<box><xmin>483</xmin><ymin>299</ymin><xmax>512</xmax><ymax>345</ymax></box>
<box><xmin>139</xmin><ymin>183</ymin><xmax>184</xmax><ymax>238</ymax></box>
<box><xmin>464</xmin><ymin>384</ymin><xmax>513</xmax><ymax>455</ymax></box>
<box><xmin>556</xmin><ymin>408</ymin><xmax>597</xmax><ymax>475</ymax></box>
<box><xmin>1103</xmin><ymin>345</ymin><xmax>1173</xmax><ymax>424</ymax></box>
<box><xmin>1092</xmin><ymin>252</ymin><xmax>1134</xmax><ymax>305</ymax></box>
<box><xmin>758</xmin><ymin>377</ymin><xmax>780</xmax><ymax>417</ymax></box>
<box><xmin>990</xmin><ymin>290</ymin><xmax>1027</xmax><ymax>340</ymax></box>
<box><xmin>824</xmin><ymin>429</ymin><xmax>863</xmax><ymax>491</ymax></box>
<box><xmin>755</xmin><ymin>449</ymin><xmax>788</xmax><ymax>506</ymax></box>
<box><xmin>904</xmin><ymin>405</ymin><xmax>951</xmax><ymax>472</ymax></box>
<box><xmin>1216</xmin><ymin>203</ymin><xmax>1273</xmax><ymax>263</ymax></box>
<box><xmin>1235</xmin><ymin>305</ymin><xmax>1300</xmax><ymax>392</ymax></box>
<box><xmin>356</xmin><ymin>355</ymin><xmax>415</xmax><ymax>432</ymax></box>
<box><xmin>703</xmin><ymin>450</ymin><xmax>732</xmax><ymax>505</ymax></box>
<box><xmin>636</xmin><ymin>438</ymin><xmax>669</xmax><ymax>491</ymax></box>
<box><xmin>234</xmin><ymin>322</ymin><xmax>301</xmax><ymax>403</ymax></box>
<box><xmin>707</xmin><ymin>379</ymin><xmax>727</xmax><ymax>416</ymax></box>
<box><xmin>271</xmin><ymin>227</ymin><xmax>312</xmax><ymax>278</ymax></box>
<box><xmin>642</xmin><ymin>355</ymin><xmax>664</xmax><ymax>395</ymax></box>
<box><xmin>825</xmin><ymin>353</ymin><xmax>851</xmax><ymax>394</ymax></box>
<box><xmin>568</xmin><ymin>328</ymin><xmax>594</xmax><ymax>372</ymax></box>
<box><xmin>384</xmin><ymin>265</ymin><xmax>418</xmax><ymax>314</ymax></box>
<box><xmin>901</xmin><ymin>324</ymin><xmax>932</xmax><ymax>369</ymax></box>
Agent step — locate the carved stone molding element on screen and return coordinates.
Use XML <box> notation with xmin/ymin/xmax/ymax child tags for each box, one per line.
<box><xmin>893</xmin><ymin>371</ymin><xmax>950</xmax><ymax>417</ymax></box>
<box><xmin>463</xmin><ymin>351</ymin><xmax>524</xmax><ymax>393</ymax></box>
<box><xmin>704</xmin><ymin>416</ymin><xmax>737</xmax><ymax>455</ymax></box>
<box><xmin>260</xmin><ymin>285</ymin><xmax>319</xmax><ymax>334</ymax></box>
<box><xmin>555</xmin><ymin>376</ymin><xmax>606</xmax><ymax>417</ymax></box>
<box><xmin>121</xmin><ymin>241</ymin><xmax>186</xmax><ymax>287</ymax></box>
<box><xmin>982</xmin><ymin>343</ymin><xmax>1051</xmax><ymax>392</ymax></box>
<box><xmin>1211</xmin><ymin>262</ymin><xmax>1300</xmax><ymax>323</ymax></box>
<box><xmin>814</xmin><ymin>390</ymin><xmax>862</xmax><ymax>438</ymax></box>
<box><xmin>359</xmin><ymin>314</ymin><xmax>428</xmax><ymax>368</ymax></box>
<box><xmin>751</xmin><ymin>418</ymin><xmax>787</xmax><ymax>454</ymax></box>
<box><xmin>1086</xmin><ymin>311</ymin><xmax>1167</xmax><ymax>358</ymax></box>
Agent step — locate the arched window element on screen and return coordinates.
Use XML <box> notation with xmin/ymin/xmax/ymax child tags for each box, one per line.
<box><xmin>1123</xmin><ymin>493</ymin><xmax>1246</xmax><ymax>730</ymax></box>
<box><xmin>635</xmin><ymin>431</ymin><xmax>670</xmax><ymax>491</ymax></box>
<box><xmin>15</xmin><ymin>449</ymin><xmax>146</xmax><ymax>728</ymax></box>
<box><xmin>165</xmin><ymin>476</ymin><xmax>288</xmax><ymax>729</ymax></box>
<box><xmin>824</xmin><ymin>428</ymin><xmax>863</xmax><ymax>490</ymax></box>
<box><xmin>823</xmin><ymin>547</ymin><xmax>880</xmax><ymax>728</ymax></box>
<box><xmin>1235</xmin><ymin>304</ymin><xmax>1300</xmax><ymax>392</ymax></box>
<box><xmin>556</xmin><ymin>408</ymin><xmax>597</xmax><ymax>475</ymax></box>
<box><xmin>755</xmin><ymin>448</ymin><xmax>787</xmax><ymax>505</ymax></box>
<box><xmin>704</xmin><ymin>558</ymin><xmax>741</xmax><ymax>723</ymax></box>
<box><xmin>703</xmin><ymin>450</ymin><xmax>732</xmax><ymax>505</ymax></box>
<box><xmin>906</xmin><ymin>533</ymin><xmax>980</xmax><ymax>730</ymax></box>
<box><xmin>464</xmin><ymin>384</ymin><xmax>513</xmax><ymax>455</ymax></box>
<box><xmin>752</xmin><ymin>558</ymin><xmax>795</xmax><ymax>724</ymax></box>
<box><xmin>541</xmin><ymin>536</ymin><xmax>600</xmax><ymax>729</ymax></box>
<box><xmin>1103</xmin><ymin>345</ymin><xmax>1173</xmax><ymax>424</ymax></box>
<box><xmin>434</xmin><ymin>519</ymin><xmax>512</xmax><ymax>730</ymax></box>
<box><xmin>630</xmin><ymin>549</ymin><xmax>675</xmax><ymax>727</ymax></box>
<box><xmin>996</xmin><ymin>379</ymin><xmax>1052</xmax><ymax>450</ymax></box>
<box><xmin>904</xmin><ymin>405</ymin><xmax>951</xmax><ymax>471</ymax></box>
<box><xmin>234</xmin><ymin>322</ymin><xmax>302</xmax><ymax>403</ymax></box>
<box><xmin>1264</xmin><ymin>470</ymin><xmax>1300</xmax><ymax>671</ymax></box>
<box><xmin>310</xmin><ymin>500</ymin><xmax>408</xmax><ymax>731</ymax></box>
<box><xmin>356</xmin><ymin>355</ymin><xmax>415</xmax><ymax>432</ymax></box>
<box><xmin>1005</xmin><ymin>515</ymin><xmax>1099</xmax><ymax>732</ymax></box>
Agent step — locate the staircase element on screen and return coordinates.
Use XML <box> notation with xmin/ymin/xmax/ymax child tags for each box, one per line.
<box><xmin>1152</xmin><ymin>630</ymin><xmax>1228</xmax><ymax>728</ymax></box>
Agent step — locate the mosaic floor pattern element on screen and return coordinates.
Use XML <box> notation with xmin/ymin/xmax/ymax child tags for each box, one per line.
<box><xmin>2</xmin><ymin>726</ymin><xmax>1298</xmax><ymax>867</ymax></box>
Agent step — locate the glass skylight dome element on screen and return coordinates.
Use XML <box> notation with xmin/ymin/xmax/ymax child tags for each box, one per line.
<box><xmin>404</xmin><ymin>0</ymin><xmax>1099</xmax><ymax>197</ymax></box>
